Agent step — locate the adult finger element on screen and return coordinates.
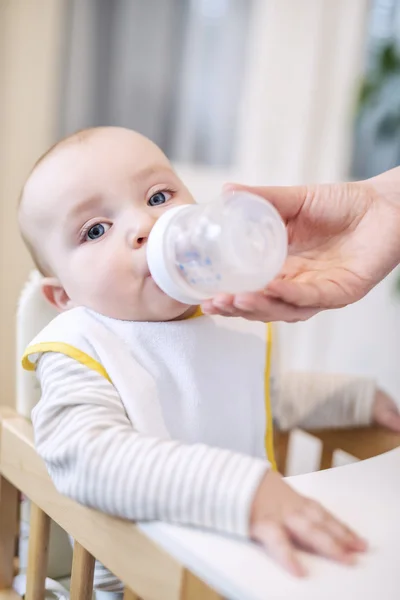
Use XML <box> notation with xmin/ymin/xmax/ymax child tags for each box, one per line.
<box><xmin>202</xmin><ymin>293</ymin><xmax>318</xmax><ymax>322</ymax></box>
<box><xmin>266</xmin><ymin>277</ymin><xmax>348</xmax><ymax>309</ymax></box>
<box><xmin>231</xmin><ymin>293</ymin><xmax>319</xmax><ymax>322</ymax></box>
<box><xmin>203</xmin><ymin>294</ymin><xmax>236</xmax><ymax>316</ymax></box>
<box><xmin>223</xmin><ymin>183</ymin><xmax>309</xmax><ymax>223</ymax></box>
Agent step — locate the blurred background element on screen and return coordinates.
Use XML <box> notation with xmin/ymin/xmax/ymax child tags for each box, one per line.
<box><xmin>1</xmin><ymin>0</ymin><xmax>400</xmax><ymax>409</ymax></box>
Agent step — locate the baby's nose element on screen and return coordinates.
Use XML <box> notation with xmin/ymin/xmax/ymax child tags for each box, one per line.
<box><xmin>132</xmin><ymin>234</ymin><xmax>148</xmax><ymax>250</ymax></box>
<box><xmin>127</xmin><ymin>223</ymin><xmax>153</xmax><ymax>249</ymax></box>
<box><xmin>127</xmin><ymin>213</ymin><xmax>156</xmax><ymax>249</ymax></box>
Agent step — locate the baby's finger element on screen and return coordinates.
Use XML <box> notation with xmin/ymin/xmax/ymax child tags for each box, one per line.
<box><xmin>303</xmin><ymin>501</ymin><xmax>367</xmax><ymax>552</ymax></box>
<box><xmin>376</xmin><ymin>408</ymin><xmax>400</xmax><ymax>432</ymax></box>
<box><xmin>253</xmin><ymin>522</ymin><xmax>307</xmax><ymax>577</ymax></box>
<box><xmin>285</xmin><ymin>514</ymin><xmax>357</xmax><ymax>564</ymax></box>
<box><xmin>321</xmin><ymin>513</ymin><xmax>368</xmax><ymax>552</ymax></box>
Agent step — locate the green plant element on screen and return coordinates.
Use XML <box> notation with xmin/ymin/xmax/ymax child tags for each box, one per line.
<box><xmin>357</xmin><ymin>41</ymin><xmax>400</xmax><ymax>140</ymax></box>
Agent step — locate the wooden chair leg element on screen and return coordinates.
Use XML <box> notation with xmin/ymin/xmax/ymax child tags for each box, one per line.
<box><xmin>25</xmin><ymin>504</ymin><xmax>50</xmax><ymax>600</ymax></box>
<box><xmin>319</xmin><ymin>445</ymin><xmax>334</xmax><ymax>470</ymax></box>
<box><xmin>180</xmin><ymin>569</ymin><xmax>224</xmax><ymax>600</ymax></box>
<box><xmin>69</xmin><ymin>542</ymin><xmax>95</xmax><ymax>600</ymax></box>
<box><xmin>274</xmin><ymin>431</ymin><xmax>289</xmax><ymax>474</ymax></box>
<box><xmin>0</xmin><ymin>476</ymin><xmax>20</xmax><ymax>589</ymax></box>
<box><xmin>123</xmin><ymin>587</ymin><xmax>143</xmax><ymax>600</ymax></box>
<box><xmin>308</xmin><ymin>426</ymin><xmax>400</xmax><ymax>462</ymax></box>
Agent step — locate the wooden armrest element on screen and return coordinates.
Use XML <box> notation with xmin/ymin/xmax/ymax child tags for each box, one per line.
<box><xmin>0</xmin><ymin>410</ymin><xmax>182</xmax><ymax>599</ymax></box>
<box><xmin>0</xmin><ymin>409</ymin><xmax>223</xmax><ymax>599</ymax></box>
<box><xmin>0</xmin><ymin>591</ymin><xmax>22</xmax><ymax>600</ymax></box>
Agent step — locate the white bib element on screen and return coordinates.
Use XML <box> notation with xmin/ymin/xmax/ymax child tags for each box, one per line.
<box><xmin>23</xmin><ymin>307</ymin><xmax>276</xmax><ymax>465</ymax></box>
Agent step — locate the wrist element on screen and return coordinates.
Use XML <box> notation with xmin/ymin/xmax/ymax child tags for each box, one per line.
<box><xmin>368</xmin><ymin>166</ymin><xmax>400</xmax><ymax>206</ymax></box>
<box><xmin>362</xmin><ymin>170</ymin><xmax>400</xmax><ymax>267</ymax></box>
<box><xmin>249</xmin><ymin>469</ymin><xmax>282</xmax><ymax>529</ymax></box>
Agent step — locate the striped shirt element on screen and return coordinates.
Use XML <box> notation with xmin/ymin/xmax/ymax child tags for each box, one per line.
<box><xmin>33</xmin><ymin>352</ymin><xmax>375</xmax><ymax>590</ymax></box>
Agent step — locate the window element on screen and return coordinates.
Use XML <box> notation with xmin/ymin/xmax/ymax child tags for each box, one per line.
<box><xmin>352</xmin><ymin>0</ymin><xmax>400</xmax><ymax>179</ymax></box>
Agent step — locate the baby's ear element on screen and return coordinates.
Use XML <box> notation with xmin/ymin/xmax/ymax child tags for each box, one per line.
<box><xmin>41</xmin><ymin>278</ymin><xmax>74</xmax><ymax>312</ymax></box>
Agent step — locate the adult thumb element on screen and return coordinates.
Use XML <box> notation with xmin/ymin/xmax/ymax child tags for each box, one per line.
<box><xmin>222</xmin><ymin>182</ymin><xmax>309</xmax><ymax>222</ymax></box>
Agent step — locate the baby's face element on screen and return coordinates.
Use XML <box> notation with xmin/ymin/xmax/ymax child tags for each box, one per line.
<box><xmin>23</xmin><ymin>128</ymin><xmax>196</xmax><ymax>321</ymax></box>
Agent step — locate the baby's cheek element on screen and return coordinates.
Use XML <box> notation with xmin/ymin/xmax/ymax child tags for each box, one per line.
<box><xmin>68</xmin><ymin>254</ymin><xmax>113</xmax><ymax>300</ymax></box>
<box><xmin>88</xmin><ymin>258</ymin><xmax>134</xmax><ymax>306</ymax></box>
<box><xmin>67</xmin><ymin>249</ymin><xmax>141</xmax><ymax>317</ymax></box>
<box><xmin>88</xmin><ymin>263</ymin><xmax>123</xmax><ymax>299</ymax></box>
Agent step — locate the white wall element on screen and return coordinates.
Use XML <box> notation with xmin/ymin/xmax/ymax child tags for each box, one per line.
<box><xmin>278</xmin><ymin>269</ymin><xmax>400</xmax><ymax>402</ymax></box>
<box><xmin>0</xmin><ymin>0</ymin><xmax>63</xmax><ymax>406</ymax></box>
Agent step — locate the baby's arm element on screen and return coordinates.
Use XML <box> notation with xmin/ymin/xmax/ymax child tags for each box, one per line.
<box><xmin>274</xmin><ymin>371</ymin><xmax>376</xmax><ymax>430</ymax></box>
<box><xmin>34</xmin><ymin>352</ymin><xmax>366</xmax><ymax>576</ymax></box>
<box><xmin>34</xmin><ymin>351</ymin><xmax>266</xmax><ymax>536</ymax></box>
<box><xmin>275</xmin><ymin>371</ymin><xmax>400</xmax><ymax>432</ymax></box>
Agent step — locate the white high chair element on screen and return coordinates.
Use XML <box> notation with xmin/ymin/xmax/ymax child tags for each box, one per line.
<box><xmin>15</xmin><ymin>272</ymin><xmax>72</xmax><ymax>589</ymax></box>
<box><xmin>0</xmin><ymin>271</ymin><xmax>398</xmax><ymax>600</ymax></box>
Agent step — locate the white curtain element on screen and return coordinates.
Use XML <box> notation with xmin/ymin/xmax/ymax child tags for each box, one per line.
<box><xmin>236</xmin><ymin>0</ymin><xmax>370</xmax><ymax>184</ymax></box>
<box><xmin>234</xmin><ymin>0</ymin><xmax>400</xmax><ymax>402</ymax></box>
<box><xmin>58</xmin><ymin>0</ymin><xmax>252</xmax><ymax>167</ymax></box>
<box><xmin>278</xmin><ymin>270</ymin><xmax>400</xmax><ymax>402</ymax></box>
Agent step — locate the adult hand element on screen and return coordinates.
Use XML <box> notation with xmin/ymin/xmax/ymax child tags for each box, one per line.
<box><xmin>202</xmin><ymin>169</ymin><xmax>400</xmax><ymax>322</ymax></box>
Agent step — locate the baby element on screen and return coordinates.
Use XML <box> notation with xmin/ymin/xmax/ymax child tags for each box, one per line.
<box><xmin>18</xmin><ymin>127</ymin><xmax>400</xmax><ymax>594</ymax></box>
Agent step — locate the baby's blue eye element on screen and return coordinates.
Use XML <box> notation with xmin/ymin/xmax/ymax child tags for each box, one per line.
<box><xmin>86</xmin><ymin>223</ymin><xmax>110</xmax><ymax>241</ymax></box>
<box><xmin>148</xmin><ymin>191</ymin><xmax>172</xmax><ymax>206</ymax></box>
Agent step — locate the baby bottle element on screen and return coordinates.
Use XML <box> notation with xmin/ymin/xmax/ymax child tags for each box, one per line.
<box><xmin>146</xmin><ymin>190</ymin><xmax>287</xmax><ymax>305</ymax></box>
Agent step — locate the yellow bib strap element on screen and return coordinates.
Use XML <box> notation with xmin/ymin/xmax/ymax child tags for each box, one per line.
<box><xmin>264</xmin><ymin>323</ymin><xmax>277</xmax><ymax>470</ymax></box>
<box><xmin>22</xmin><ymin>342</ymin><xmax>111</xmax><ymax>382</ymax></box>
<box><xmin>185</xmin><ymin>306</ymin><xmax>204</xmax><ymax>319</ymax></box>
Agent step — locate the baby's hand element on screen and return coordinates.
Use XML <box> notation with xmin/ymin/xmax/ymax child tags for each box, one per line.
<box><xmin>250</xmin><ymin>470</ymin><xmax>367</xmax><ymax>577</ymax></box>
<box><xmin>372</xmin><ymin>389</ymin><xmax>400</xmax><ymax>432</ymax></box>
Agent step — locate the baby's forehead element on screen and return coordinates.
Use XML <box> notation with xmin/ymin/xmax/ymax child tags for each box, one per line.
<box><xmin>21</xmin><ymin>147</ymin><xmax>85</xmax><ymax>223</ymax></box>
<box><xmin>22</xmin><ymin>131</ymin><xmax>172</xmax><ymax>220</ymax></box>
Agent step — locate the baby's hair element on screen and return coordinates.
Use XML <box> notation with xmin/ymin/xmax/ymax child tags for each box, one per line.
<box><xmin>18</xmin><ymin>128</ymin><xmax>99</xmax><ymax>276</ymax></box>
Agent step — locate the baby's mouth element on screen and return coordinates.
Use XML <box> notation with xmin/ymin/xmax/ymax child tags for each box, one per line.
<box><xmin>144</xmin><ymin>271</ymin><xmax>167</xmax><ymax>295</ymax></box>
